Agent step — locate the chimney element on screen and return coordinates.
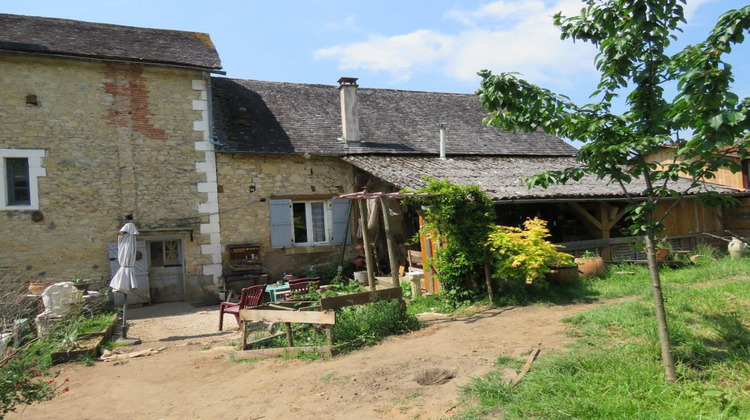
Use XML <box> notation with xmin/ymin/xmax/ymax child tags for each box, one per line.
<box><xmin>438</xmin><ymin>122</ymin><xmax>449</xmax><ymax>159</ymax></box>
<box><xmin>338</xmin><ymin>77</ymin><xmax>361</xmax><ymax>147</ymax></box>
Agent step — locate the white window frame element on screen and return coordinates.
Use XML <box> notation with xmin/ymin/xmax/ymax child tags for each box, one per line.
<box><xmin>0</xmin><ymin>149</ymin><xmax>46</xmax><ymax>210</ymax></box>
<box><xmin>291</xmin><ymin>200</ymin><xmax>332</xmax><ymax>246</ymax></box>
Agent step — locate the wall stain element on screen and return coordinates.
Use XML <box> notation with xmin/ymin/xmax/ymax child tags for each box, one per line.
<box><xmin>103</xmin><ymin>63</ymin><xmax>167</xmax><ymax>140</ymax></box>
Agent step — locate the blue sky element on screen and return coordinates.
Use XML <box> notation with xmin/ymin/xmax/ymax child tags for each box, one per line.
<box><xmin>4</xmin><ymin>0</ymin><xmax>749</xmax><ymax>108</ymax></box>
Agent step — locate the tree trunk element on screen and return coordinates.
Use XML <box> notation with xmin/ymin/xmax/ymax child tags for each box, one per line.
<box><xmin>644</xmin><ymin>232</ymin><xmax>677</xmax><ymax>382</ymax></box>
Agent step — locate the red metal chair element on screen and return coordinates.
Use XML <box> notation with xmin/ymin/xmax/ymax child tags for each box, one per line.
<box><xmin>287</xmin><ymin>277</ymin><xmax>320</xmax><ymax>285</ymax></box>
<box><xmin>283</xmin><ymin>280</ymin><xmax>319</xmax><ymax>300</ymax></box>
<box><xmin>218</xmin><ymin>284</ymin><xmax>267</xmax><ymax>331</ymax></box>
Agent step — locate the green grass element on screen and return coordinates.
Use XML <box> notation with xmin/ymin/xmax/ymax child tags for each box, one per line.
<box><xmin>457</xmin><ymin>256</ymin><xmax>750</xmax><ymax>419</ymax></box>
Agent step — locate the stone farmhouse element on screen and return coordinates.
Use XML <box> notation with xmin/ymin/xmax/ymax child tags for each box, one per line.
<box><xmin>0</xmin><ymin>14</ymin><xmax>223</xmax><ymax>302</ymax></box>
<box><xmin>1</xmin><ymin>14</ymin><xmax>744</xmax><ymax>303</ymax></box>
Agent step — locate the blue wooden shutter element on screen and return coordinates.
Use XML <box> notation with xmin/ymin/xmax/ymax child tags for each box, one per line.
<box><xmin>331</xmin><ymin>198</ymin><xmax>351</xmax><ymax>245</ymax></box>
<box><xmin>269</xmin><ymin>199</ymin><xmax>292</xmax><ymax>248</ymax></box>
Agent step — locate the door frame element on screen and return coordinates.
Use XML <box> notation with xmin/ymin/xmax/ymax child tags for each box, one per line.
<box><xmin>143</xmin><ymin>235</ymin><xmax>186</xmax><ymax>302</ymax></box>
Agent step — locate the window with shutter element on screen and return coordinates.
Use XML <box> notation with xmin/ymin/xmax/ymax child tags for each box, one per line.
<box><xmin>0</xmin><ymin>149</ymin><xmax>46</xmax><ymax>210</ymax></box>
<box><xmin>269</xmin><ymin>199</ymin><xmax>293</xmax><ymax>248</ymax></box>
<box><xmin>270</xmin><ymin>198</ymin><xmax>350</xmax><ymax>247</ymax></box>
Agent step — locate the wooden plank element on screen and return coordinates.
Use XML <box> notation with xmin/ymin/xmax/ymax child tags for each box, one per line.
<box><xmin>268</xmin><ymin>303</ymin><xmax>296</xmax><ymax>311</ymax></box>
<box><xmin>239</xmin><ymin>308</ymin><xmax>336</xmax><ymax>325</ymax></box>
<box><xmin>242</xmin><ymin>332</ymin><xmax>285</xmax><ymax>350</ymax></box>
<box><xmin>319</xmin><ymin>287</ymin><xmax>403</xmax><ymax>311</ymax></box>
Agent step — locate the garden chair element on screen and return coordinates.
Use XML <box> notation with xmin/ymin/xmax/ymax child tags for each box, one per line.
<box><xmin>283</xmin><ymin>280</ymin><xmax>319</xmax><ymax>300</ymax></box>
<box><xmin>287</xmin><ymin>277</ymin><xmax>321</xmax><ymax>285</ymax></box>
<box><xmin>218</xmin><ymin>284</ymin><xmax>267</xmax><ymax>331</ymax></box>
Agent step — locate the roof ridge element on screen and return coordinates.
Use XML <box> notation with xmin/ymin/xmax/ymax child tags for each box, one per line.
<box><xmin>221</xmin><ymin>76</ymin><xmax>476</xmax><ymax>96</ymax></box>
<box><xmin>0</xmin><ymin>13</ymin><xmax>209</xmax><ymax>37</ymax></box>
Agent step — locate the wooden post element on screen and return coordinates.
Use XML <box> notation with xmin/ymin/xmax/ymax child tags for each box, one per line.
<box><xmin>424</xmin><ymin>234</ymin><xmax>435</xmax><ymax>293</ymax></box>
<box><xmin>379</xmin><ymin>196</ymin><xmax>400</xmax><ymax>288</ymax></box>
<box><xmin>482</xmin><ymin>248</ymin><xmax>494</xmax><ymax>307</ymax></box>
<box><xmin>241</xmin><ymin>321</ymin><xmax>248</xmax><ymax>350</ymax></box>
<box><xmin>358</xmin><ymin>199</ymin><xmax>376</xmax><ymax>291</ymax></box>
<box><xmin>599</xmin><ymin>202</ymin><xmax>612</xmax><ymax>260</ymax></box>
<box><xmin>285</xmin><ymin>322</ymin><xmax>293</xmax><ymax>347</ymax></box>
<box><xmin>325</xmin><ymin>325</ymin><xmax>333</xmax><ymax>346</ymax></box>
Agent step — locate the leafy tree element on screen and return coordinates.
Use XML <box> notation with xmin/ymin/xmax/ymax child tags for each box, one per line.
<box><xmin>478</xmin><ymin>1</ymin><xmax>749</xmax><ymax>382</ymax></box>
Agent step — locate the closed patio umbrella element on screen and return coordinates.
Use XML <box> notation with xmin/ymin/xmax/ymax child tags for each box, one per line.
<box><xmin>109</xmin><ymin>222</ymin><xmax>140</xmax><ymax>342</ymax></box>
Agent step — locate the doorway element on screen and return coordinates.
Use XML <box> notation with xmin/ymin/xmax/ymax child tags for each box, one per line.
<box><xmin>147</xmin><ymin>239</ymin><xmax>185</xmax><ymax>303</ymax></box>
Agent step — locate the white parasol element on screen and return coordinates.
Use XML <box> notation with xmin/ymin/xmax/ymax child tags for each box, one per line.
<box><xmin>109</xmin><ymin>222</ymin><xmax>140</xmax><ymax>341</ymax></box>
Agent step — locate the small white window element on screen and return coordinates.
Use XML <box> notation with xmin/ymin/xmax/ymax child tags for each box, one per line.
<box><xmin>292</xmin><ymin>201</ymin><xmax>330</xmax><ymax>245</ymax></box>
<box><xmin>269</xmin><ymin>198</ymin><xmax>350</xmax><ymax>248</ymax></box>
<box><xmin>0</xmin><ymin>149</ymin><xmax>46</xmax><ymax>210</ymax></box>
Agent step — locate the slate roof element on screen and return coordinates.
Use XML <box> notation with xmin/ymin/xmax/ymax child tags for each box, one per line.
<box><xmin>344</xmin><ymin>155</ymin><xmax>742</xmax><ymax>200</ymax></box>
<box><xmin>211</xmin><ymin>78</ymin><xmax>578</xmax><ymax>157</ymax></box>
<box><xmin>0</xmin><ymin>14</ymin><xmax>222</xmax><ymax>71</ymax></box>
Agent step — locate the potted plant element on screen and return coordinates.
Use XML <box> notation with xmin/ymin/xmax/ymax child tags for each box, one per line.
<box><xmin>71</xmin><ymin>277</ymin><xmax>91</xmax><ymax>293</ymax></box>
<box><xmin>575</xmin><ymin>250</ymin><xmax>606</xmax><ymax>278</ymax></box>
<box><xmin>655</xmin><ymin>238</ymin><xmax>672</xmax><ymax>262</ymax></box>
<box><xmin>27</xmin><ymin>280</ymin><xmax>51</xmax><ymax>295</ymax></box>
<box><xmin>545</xmin><ymin>253</ymin><xmax>579</xmax><ymax>285</ymax></box>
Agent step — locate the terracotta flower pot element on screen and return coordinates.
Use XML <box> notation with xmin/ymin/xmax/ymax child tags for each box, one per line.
<box><xmin>574</xmin><ymin>256</ymin><xmax>606</xmax><ymax>278</ymax></box>
<box><xmin>28</xmin><ymin>281</ymin><xmax>51</xmax><ymax>295</ymax></box>
<box><xmin>655</xmin><ymin>248</ymin><xmax>669</xmax><ymax>261</ymax></box>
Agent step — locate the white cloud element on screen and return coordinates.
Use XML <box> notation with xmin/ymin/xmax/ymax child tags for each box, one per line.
<box><xmin>446</xmin><ymin>1</ymin><xmax>546</xmax><ymax>26</ymax></box>
<box><xmin>314</xmin><ymin>1</ymin><xmax>597</xmax><ymax>90</ymax></box>
<box><xmin>683</xmin><ymin>0</ymin><xmax>719</xmax><ymax>22</ymax></box>
<box><xmin>315</xmin><ymin>29</ymin><xmax>454</xmax><ymax>77</ymax></box>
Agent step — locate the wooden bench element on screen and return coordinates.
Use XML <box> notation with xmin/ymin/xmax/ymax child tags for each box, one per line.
<box><xmin>405</xmin><ymin>250</ymin><xmax>425</xmax><ymax>297</ymax></box>
<box><xmin>407</xmin><ymin>250</ymin><xmax>424</xmax><ymax>273</ymax></box>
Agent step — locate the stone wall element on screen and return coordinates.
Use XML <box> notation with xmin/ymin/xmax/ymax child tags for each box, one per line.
<box><xmin>216</xmin><ymin>153</ymin><xmax>355</xmax><ymax>279</ymax></box>
<box><xmin>0</xmin><ymin>54</ymin><xmax>216</xmax><ymax>300</ymax></box>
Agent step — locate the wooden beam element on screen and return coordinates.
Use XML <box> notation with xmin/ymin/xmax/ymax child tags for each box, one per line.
<box><xmin>358</xmin><ymin>199</ymin><xmax>376</xmax><ymax>291</ymax></box>
<box><xmin>568</xmin><ymin>202</ymin><xmax>603</xmax><ymax>231</ymax></box>
<box><xmin>607</xmin><ymin>205</ymin><xmax>629</xmax><ymax>230</ymax></box>
<box><xmin>379</xmin><ymin>197</ymin><xmax>401</xmax><ymax>287</ymax></box>
<box><xmin>240</xmin><ymin>308</ymin><xmax>336</xmax><ymax>325</ymax></box>
<box><xmin>320</xmin><ymin>287</ymin><xmax>403</xmax><ymax>311</ymax></box>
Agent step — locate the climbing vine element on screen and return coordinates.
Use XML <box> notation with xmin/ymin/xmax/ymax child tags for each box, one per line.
<box><xmin>404</xmin><ymin>178</ymin><xmax>496</xmax><ymax>306</ymax></box>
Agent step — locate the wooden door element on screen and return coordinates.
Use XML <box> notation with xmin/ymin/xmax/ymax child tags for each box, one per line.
<box><xmin>147</xmin><ymin>239</ymin><xmax>184</xmax><ymax>302</ymax></box>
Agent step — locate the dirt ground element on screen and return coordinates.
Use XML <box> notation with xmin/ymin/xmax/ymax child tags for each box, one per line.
<box><xmin>9</xmin><ymin>298</ymin><xmax>613</xmax><ymax>420</ymax></box>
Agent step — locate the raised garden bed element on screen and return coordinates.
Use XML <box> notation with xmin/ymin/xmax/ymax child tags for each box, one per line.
<box><xmin>50</xmin><ymin>318</ymin><xmax>117</xmax><ymax>364</ymax></box>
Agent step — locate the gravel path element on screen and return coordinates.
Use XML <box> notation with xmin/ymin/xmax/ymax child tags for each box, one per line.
<box><xmin>126</xmin><ymin>302</ymin><xmax>242</xmax><ymax>345</ymax></box>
